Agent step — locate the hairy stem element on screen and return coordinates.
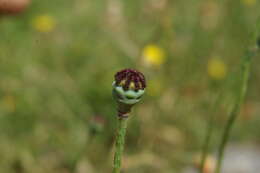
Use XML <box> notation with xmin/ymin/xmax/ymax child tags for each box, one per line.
<box><xmin>112</xmin><ymin>117</ymin><xmax>128</xmax><ymax>173</ymax></box>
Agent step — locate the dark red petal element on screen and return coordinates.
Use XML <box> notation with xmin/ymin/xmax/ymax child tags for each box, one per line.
<box><xmin>114</xmin><ymin>68</ymin><xmax>146</xmax><ymax>90</ymax></box>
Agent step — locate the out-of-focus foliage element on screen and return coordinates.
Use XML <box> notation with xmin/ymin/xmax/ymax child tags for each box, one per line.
<box><xmin>0</xmin><ymin>0</ymin><xmax>260</xmax><ymax>172</ymax></box>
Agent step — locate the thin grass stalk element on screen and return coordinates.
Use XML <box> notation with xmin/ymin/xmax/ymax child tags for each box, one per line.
<box><xmin>215</xmin><ymin>23</ymin><xmax>260</xmax><ymax>173</ymax></box>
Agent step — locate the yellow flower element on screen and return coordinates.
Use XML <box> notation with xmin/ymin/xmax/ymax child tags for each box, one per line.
<box><xmin>142</xmin><ymin>44</ymin><xmax>166</xmax><ymax>67</ymax></box>
<box><xmin>207</xmin><ymin>58</ymin><xmax>227</xmax><ymax>80</ymax></box>
<box><xmin>241</xmin><ymin>0</ymin><xmax>256</xmax><ymax>6</ymax></box>
<box><xmin>32</xmin><ymin>15</ymin><xmax>56</xmax><ymax>33</ymax></box>
<box><xmin>2</xmin><ymin>95</ymin><xmax>16</xmax><ymax>112</ymax></box>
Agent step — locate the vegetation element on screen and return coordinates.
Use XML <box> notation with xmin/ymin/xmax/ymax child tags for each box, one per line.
<box><xmin>0</xmin><ymin>0</ymin><xmax>260</xmax><ymax>172</ymax></box>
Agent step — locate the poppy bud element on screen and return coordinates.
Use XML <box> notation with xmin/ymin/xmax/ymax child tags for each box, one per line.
<box><xmin>112</xmin><ymin>69</ymin><xmax>146</xmax><ymax>117</ymax></box>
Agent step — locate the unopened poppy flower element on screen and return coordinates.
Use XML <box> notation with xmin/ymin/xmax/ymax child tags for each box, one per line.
<box><xmin>112</xmin><ymin>68</ymin><xmax>146</xmax><ymax>117</ymax></box>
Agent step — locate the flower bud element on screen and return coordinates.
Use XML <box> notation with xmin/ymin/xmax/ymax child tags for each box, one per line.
<box><xmin>112</xmin><ymin>69</ymin><xmax>146</xmax><ymax>117</ymax></box>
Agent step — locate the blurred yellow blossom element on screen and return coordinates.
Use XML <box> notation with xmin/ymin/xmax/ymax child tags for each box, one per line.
<box><xmin>241</xmin><ymin>0</ymin><xmax>256</xmax><ymax>6</ymax></box>
<box><xmin>207</xmin><ymin>58</ymin><xmax>227</xmax><ymax>80</ymax></box>
<box><xmin>32</xmin><ymin>15</ymin><xmax>56</xmax><ymax>33</ymax></box>
<box><xmin>142</xmin><ymin>44</ymin><xmax>166</xmax><ymax>67</ymax></box>
<box><xmin>2</xmin><ymin>95</ymin><xmax>16</xmax><ymax>112</ymax></box>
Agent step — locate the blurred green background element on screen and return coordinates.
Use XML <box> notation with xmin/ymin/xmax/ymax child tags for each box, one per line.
<box><xmin>0</xmin><ymin>0</ymin><xmax>260</xmax><ymax>172</ymax></box>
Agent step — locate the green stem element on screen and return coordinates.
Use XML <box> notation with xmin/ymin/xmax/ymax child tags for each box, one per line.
<box><xmin>112</xmin><ymin>117</ymin><xmax>128</xmax><ymax>173</ymax></box>
<box><xmin>215</xmin><ymin>49</ymin><xmax>257</xmax><ymax>173</ymax></box>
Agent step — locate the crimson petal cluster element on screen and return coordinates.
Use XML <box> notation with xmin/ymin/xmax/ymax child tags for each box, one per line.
<box><xmin>115</xmin><ymin>69</ymin><xmax>146</xmax><ymax>91</ymax></box>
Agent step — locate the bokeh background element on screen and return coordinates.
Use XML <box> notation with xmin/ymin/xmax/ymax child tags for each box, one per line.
<box><xmin>0</xmin><ymin>0</ymin><xmax>260</xmax><ymax>172</ymax></box>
